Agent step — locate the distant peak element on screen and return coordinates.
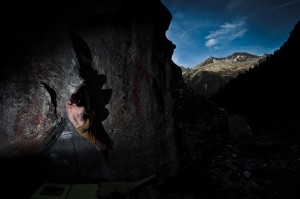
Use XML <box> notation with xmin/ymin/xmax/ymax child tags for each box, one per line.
<box><xmin>194</xmin><ymin>52</ymin><xmax>263</xmax><ymax>68</ymax></box>
<box><xmin>194</xmin><ymin>56</ymin><xmax>221</xmax><ymax>68</ymax></box>
<box><xmin>226</xmin><ymin>52</ymin><xmax>259</xmax><ymax>60</ymax></box>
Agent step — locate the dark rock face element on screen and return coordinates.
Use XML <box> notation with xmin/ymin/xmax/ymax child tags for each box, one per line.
<box><xmin>0</xmin><ymin>0</ymin><xmax>178</xmax><ymax>181</ymax></box>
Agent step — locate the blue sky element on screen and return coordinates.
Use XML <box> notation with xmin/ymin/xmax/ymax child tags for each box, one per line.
<box><xmin>161</xmin><ymin>0</ymin><xmax>300</xmax><ymax>68</ymax></box>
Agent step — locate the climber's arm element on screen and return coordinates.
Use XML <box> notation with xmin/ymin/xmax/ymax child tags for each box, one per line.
<box><xmin>66</xmin><ymin>100</ymin><xmax>82</xmax><ymax>128</ymax></box>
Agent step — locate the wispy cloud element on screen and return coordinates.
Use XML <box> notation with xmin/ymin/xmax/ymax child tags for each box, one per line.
<box><xmin>272</xmin><ymin>0</ymin><xmax>300</xmax><ymax>9</ymax></box>
<box><xmin>205</xmin><ymin>17</ymin><xmax>247</xmax><ymax>48</ymax></box>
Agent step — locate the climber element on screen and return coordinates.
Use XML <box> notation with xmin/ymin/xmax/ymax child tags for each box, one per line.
<box><xmin>65</xmin><ymin>80</ymin><xmax>107</xmax><ymax>151</ymax></box>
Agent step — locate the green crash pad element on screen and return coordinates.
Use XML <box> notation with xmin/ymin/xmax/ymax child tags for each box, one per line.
<box><xmin>30</xmin><ymin>183</ymin><xmax>98</xmax><ymax>199</ymax></box>
<box><xmin>31</xmin><ymin>175</ymin><xmax>156</xmax><ymax>199</ymax></box>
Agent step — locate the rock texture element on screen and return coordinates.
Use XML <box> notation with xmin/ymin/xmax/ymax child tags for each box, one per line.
<box><xmin>0</xmin><ymin>0</ymin><xmax>178</xmax><ymax>182</ymax></box>
<box><xmin>182</xmin><ymin>52</ymin><xmax>267</xmax><ymax>97</ymax></box>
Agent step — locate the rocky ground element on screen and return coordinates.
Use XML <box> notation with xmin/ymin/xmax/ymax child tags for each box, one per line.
<box><xmin>156</xmin><ymin>135</ymin><xmax>300</xmax><ymax>199</ymax></box>
<box><xmin>148</xmin><ymin>83</ymin><xmax>300</xmax><ymax>199</ymax></box>
<box><xmin>2</xmin><ymin>133</ymin><xmax>299</xmax><ymax>199</ymax></box>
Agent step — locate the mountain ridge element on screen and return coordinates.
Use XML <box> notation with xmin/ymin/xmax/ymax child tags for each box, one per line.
<box><xmin>182</xmin><ymin>52</ymin><xmax>268</xmax><ymax>97</ymax></box>
<box><xmin>194</xmin><ymin>52</ymin><xmax>261</xmax><ymax>68</ymax></box>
